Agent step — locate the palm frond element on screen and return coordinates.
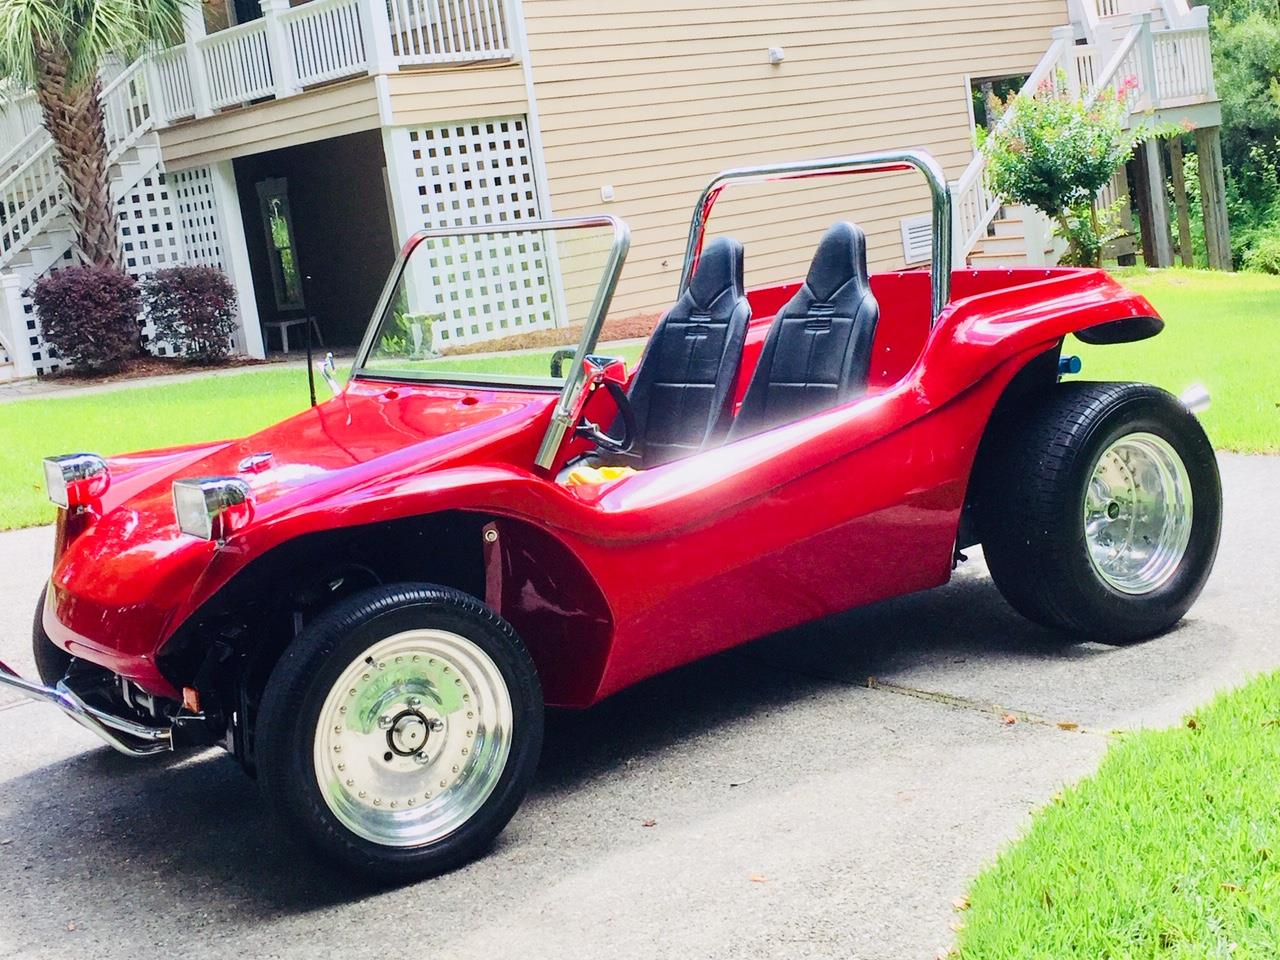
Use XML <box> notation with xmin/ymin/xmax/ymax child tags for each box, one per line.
<box><xmin>0</xmin><ymin>0</ymin><xmax>190</xmax><ymax>89</ymax></box>
<box><xmin>0</xmin><ymin>0</ymin><xmax>70</xmax><ymax>85</ymax></box>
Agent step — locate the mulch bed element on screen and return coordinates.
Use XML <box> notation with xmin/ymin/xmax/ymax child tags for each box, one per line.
<box><xmin>38</xmin><ymin>354</ymin><xmax>270</xmax><ymax>386</ymax></box>
<box><xmin>438</xmin><ymin>311</ymin><xmax>662</xmax><ymax>357</ymax></box>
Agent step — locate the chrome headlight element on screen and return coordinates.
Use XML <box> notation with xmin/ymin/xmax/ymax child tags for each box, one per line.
<box><xmin>43</xmin><ymin>453</ymin><xmax>110</xmax><ymax>508</ymax></box>
<box><xmin>172</xmin><ymin>477</ymin><xmax>253</xmax><ymax>541</ymax></box>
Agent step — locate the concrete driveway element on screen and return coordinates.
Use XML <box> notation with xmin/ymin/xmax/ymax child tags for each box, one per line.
<box><xmin>1</xmin><ymin>454</ymin><xmax>1276</xmax><ymax>960</ymax></box>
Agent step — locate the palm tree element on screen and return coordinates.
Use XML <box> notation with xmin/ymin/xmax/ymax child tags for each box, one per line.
<box><xmin>0</xmin><ymin>0</ymin><xmax>188</xmax><ymax>266</ymax></box>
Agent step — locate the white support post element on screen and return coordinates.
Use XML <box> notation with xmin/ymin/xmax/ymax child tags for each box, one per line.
<box><xmin>141</xmin><ymin>55</ymin><xmax>164</xmax><ymax>127</ymax></box>
<box><xmin>1134</xmin><ymin>13</ymin><xmax>1159</xmax><ymax>111</ymax></box>
<box><xmin>0</xmin><ymin>273</ymin><xmax>35</xmax><ymax>379</ymax></box>
<box><xmin>361</xmin><ymin>0</ymin><xmax>400</xmax><ymax>76</ymax></box>
<box><xmin>260</xmin><ymin>0</ymin><xmax>299</xmax><ymax>100</ymax></box>
<box><xmin>208</xmin><ymin>160</ymin><xmax>267</xmax><ymax>359</ymax></box>
<box><xmin>182</xmin><ymin>3</ymin><xmax>214</xmax><ymax>118</ymax></box>
<box><xmin>380</xmin><ymin>127</ymin><xmax>418</xmax><ymax>248</ymax></box>
<box><xmin>1053</xmin><ymin>26</ymin><xmax>1079</xmax><ymax>99</ymax></box>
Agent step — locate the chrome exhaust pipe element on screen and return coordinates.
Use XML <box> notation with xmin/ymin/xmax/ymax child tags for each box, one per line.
<box><xmin>0</xmin><ymin>659</ymin><xmax>172</xmax><ymax>757</ymax></box>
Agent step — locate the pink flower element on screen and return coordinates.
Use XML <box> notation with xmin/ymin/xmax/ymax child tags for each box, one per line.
<box><xmin>1119</xmin><ymin>75</ymin><xmax>1140</xmax><ymax>93</ymax></box>
<box><xmin>1181</xmin><ymin>118</ymin><xmax>1196</xmax><ymax>132</ymax></box>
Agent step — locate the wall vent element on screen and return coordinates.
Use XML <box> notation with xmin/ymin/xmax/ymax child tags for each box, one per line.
<box><xmin>900</xmin><ymin>214</ymin><xmax>933</xmax><ymax>265</ymax></box>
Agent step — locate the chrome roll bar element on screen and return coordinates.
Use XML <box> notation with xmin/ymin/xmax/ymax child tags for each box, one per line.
<box><xmin>0</xmin><ymin>659</ymin><xmax>173</xmax><ymax>757</ymax></box>
<box><xmin>678</xmin><ymin>149</ymin><xmax>953</xmax><ymax>324</ymax></box>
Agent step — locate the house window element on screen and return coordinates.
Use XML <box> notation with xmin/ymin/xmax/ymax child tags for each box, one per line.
<box><xmin>256</xmin><ymin>178</ymin><xmax>305</xmax><ymax>311</ymax></box>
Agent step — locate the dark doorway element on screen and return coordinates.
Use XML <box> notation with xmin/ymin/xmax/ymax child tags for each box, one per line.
<box><xmin>233</xmin><ymin>130</ymin><xmax>396</xmax><ymax>351</ymax></box>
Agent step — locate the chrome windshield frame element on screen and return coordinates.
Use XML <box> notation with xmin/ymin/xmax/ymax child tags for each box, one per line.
<box><xmin>353</xmin><ymin>215</ymin><xmax>631</xmax><ymax>387</ymax></box>
<box><xmin>678</xmin><ymin>150</ymin><xmax>953</xmax><ymax>323</ymax></box>
<box><xmin>351</xmin><ymin>216</ymin><xmax>631</xmax><ymax>468</ymax></box>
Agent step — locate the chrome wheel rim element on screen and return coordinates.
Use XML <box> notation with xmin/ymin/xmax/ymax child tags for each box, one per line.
<box><xmin>1083</xmin><ymin>431</ymin><xmax>1193</xmax><ymax>595</ymax></box>
<box><xmin>313</xmin><ymin>629</ymin><xmax>513</xmax><ymax>848</ymax></box>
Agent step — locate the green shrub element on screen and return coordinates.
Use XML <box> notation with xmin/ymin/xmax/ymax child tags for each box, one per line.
<box><xmin>1242</xmin><ymin>228</ymin><xmax>1280</xmax><ymax>273</ymax></box>
<box><xmin>983</xmin><ymin>75</ymin><xmax>1148</xmax><ymax>267</ymax></box>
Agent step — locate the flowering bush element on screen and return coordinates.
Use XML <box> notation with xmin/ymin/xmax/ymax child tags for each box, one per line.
<box><xmin>31</xmin><ymin>265</ymin><xmax>141</xmax><ymax>371</ymax></box>
<box><xmin>142</xmin><ymin>266</ymin><xmax>239</xmax><ymax>363</ymax></box>
<box><xmin>983</xmin><ymin>75</ymin><xmax>1152</xmax><ymax>267</ymax></box>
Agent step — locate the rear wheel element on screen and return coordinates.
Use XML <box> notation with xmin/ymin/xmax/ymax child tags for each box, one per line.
<box><xmin>257</xmin><ymin>583</ymin><xmax>543</xmax><ymax>879</ymax></box>
<box><xmin>32</xmin><ymin>587</ymin><xmax>71</xmax><ymax>687</ymax></box>
<box><xmin>980</xmin><ymin>382</ymin><xmax>1221</xmax><ymax>643</ymax></box>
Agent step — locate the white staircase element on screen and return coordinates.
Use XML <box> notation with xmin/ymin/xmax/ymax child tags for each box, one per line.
<box><xmin>968</xmin><ymin>207</ymin><xmax>1063</xmax><ymax>267</ymax></box>
<box><xmin>0</xmin><ymin>61</ymin><xmax>163</xmax><ymax>381</ymax></box>
<box><xmin>952</xmin><ymin>0</ymin><xmax>1215</xmax><ymax>267</ymax></box>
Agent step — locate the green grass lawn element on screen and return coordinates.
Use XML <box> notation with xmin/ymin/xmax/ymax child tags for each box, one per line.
<box><xmin>1071</xmin><ymin>269</ymin><xmax>1280</xmax><ymax>455</ymax></box>
<box><xmin>0</xmin><ymin>269</ymin><xmax>1274</xmax><ymax>531</ymax></box>
<box><xmin>0</xmin><ymin>369</ymin><xmax>314</xmax><ymax>530</ymax></box>
<box><xmin>0</xmin><ymin>343</ymin><xmax>645</xmax><ymax>531</ymax></box>
<box><xmin>954</xmin><ymin>670</ymin><xmax>1280</xmax><ymax>959</ymax></box>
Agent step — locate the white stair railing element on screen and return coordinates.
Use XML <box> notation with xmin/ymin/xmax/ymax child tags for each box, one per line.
<box><xmin>0</xmin><ymin>146</ymin><xmax>64</xmax><ymax>264</ymax></box>
<box><xmin>954</xmin><ymin>5</ymin><xmax>1214</xmax><ymax>264</ymax></box>
<box><xmin>0</xmin><ymin>59</ymin><xmax>156</xmax><ymax>271</ymax></box>
<box><xmin>0</xmin><ymin>128</ymin><xmax>47</xmax><ymax>179</ymax></box>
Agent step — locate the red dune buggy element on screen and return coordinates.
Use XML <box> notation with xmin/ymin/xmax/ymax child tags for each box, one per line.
<box><xmin>1</xmin><ymin>151</ymin><xmax>1221</xmax><ymax>878</ymax></box>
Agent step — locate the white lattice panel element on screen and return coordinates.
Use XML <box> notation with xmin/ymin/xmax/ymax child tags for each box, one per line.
<box><xmin>15</xmin><ymin>161</ymin><xmax>234</xmax><ymax>372</ymax></box>
<box><xmin>399</xmin><ymin>116</ymin><xmax>555</xmax><ymax>347</ymax></box>
<box><xmin>20</xmin><ymin>243</ymin><xmax>77</xmax><ymax>376</ymax></box>
<box><xmin>117</xmin><ymin>169</ymin><xmax>184</xmax><ymax>355</ymax></box>
<box><xmin>171</xmin><ymin>166</ymin><xmax>227</xmax><ymax>269</ymax></box>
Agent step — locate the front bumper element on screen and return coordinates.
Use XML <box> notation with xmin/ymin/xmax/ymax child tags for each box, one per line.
<box><xmin>0</xmin><ymin>659</ymin><xmax>172</xmax><ymax>757</ymax></box>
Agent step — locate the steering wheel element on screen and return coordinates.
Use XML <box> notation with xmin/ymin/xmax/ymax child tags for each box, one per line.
<box><xmin>574</xmin><ymin>378</ymin><xmax>637</xmax><ymax>456</ymax></box>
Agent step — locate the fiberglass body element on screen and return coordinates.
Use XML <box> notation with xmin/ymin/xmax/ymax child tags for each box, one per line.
<box><xmin>43</xmin><ymin>265</ymin><xmax>1160</xmax><ymax>708</ymax></box>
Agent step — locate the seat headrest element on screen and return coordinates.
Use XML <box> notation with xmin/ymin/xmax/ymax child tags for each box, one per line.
<box><xmin>804</xmin><ymin>221</ymin><xmax>870</xmax><ymax>303</ymax></box>
<box><xmin>688</xmin><ymin>236</ymin><xmax>746</xmax><ymax>310</ymax></box>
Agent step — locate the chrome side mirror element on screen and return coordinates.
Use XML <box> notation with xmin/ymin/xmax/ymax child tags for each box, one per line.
<box><xmin>317</xmin><ymin>352</ymin><xmax>342</xmax><ymax>397</ymax></box>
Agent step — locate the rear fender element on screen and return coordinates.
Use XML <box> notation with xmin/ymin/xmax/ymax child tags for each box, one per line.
<box><xmin>921</xmin><ymin>268</ymin><xmax>1162</xmax><ymax>402</ymax></box>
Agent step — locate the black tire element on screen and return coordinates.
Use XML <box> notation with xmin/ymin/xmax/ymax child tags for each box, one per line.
<box><xmin>980</xmin><ymin>381</ymin><xmax>1221</xmax><ymax>643</ymax></box>
<box><xmin>256</xmin><ymin>583</ymin><xmax>543</xmax><ymax>880</ymax></box>
<box><xmin>32</xmin><ymin>587</ymin><xmax>72</xmax><ymax>686</ymax></box>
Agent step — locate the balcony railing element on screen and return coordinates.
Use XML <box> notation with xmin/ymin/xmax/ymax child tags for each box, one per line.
<box><xmin>150</xmin><ymin>0</ymin><xmax>515</xmax><ymax>126</ymax></box>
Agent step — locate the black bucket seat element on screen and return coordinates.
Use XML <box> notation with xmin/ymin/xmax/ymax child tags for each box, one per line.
<box><xmin>728</xmin><ymin>222</ymin><xmax>879</xmax><ymax>440</ymax></box>
<box><xmin>618</xmin><ymin>236</ymin><xmax>751</xmax><ymax>466</ymax></box>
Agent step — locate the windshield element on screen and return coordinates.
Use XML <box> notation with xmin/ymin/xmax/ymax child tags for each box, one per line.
<box><xmin>356</xmin><ymin>219</ymin><xmax>633</xmax><ymax>388</ymax></box>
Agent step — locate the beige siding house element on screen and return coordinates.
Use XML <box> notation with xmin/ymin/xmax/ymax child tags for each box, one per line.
<box><xmin>0</xmin><ymin>0</ymin><xmax>1223</xmax><ymax>377</ymax></box>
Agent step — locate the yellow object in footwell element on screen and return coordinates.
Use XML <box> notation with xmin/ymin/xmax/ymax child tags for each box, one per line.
<box><xmin>562</xmin><ymin>464</ymin><xmax>639</xmax><ymax>487</ymax></box>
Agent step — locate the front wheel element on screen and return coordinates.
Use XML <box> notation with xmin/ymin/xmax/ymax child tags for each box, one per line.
<box><xmin>257</xmin><ymin>583</ymin><xmax>543</xmax><ymax>879</ymax></box>
<box><xmin>980</xmin><ymin>382</ymin><xmax>1221</xmax><ymax>643</ymax></box>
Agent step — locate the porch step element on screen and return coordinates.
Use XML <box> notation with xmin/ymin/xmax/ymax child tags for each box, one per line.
<box><xmin>973</xmin><ymin>234</ymin><xmax>1030</xmax><ymax>255</ymax></box>
<box><xmin>990</xmin><ymin>218</ymin><xmax>1024</xmax><ymax>239</ymax></box>
<box><xmin>969</xmin><ymin>249</ymin><xmax>1035</xmax><ymax>265</ymax></box>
